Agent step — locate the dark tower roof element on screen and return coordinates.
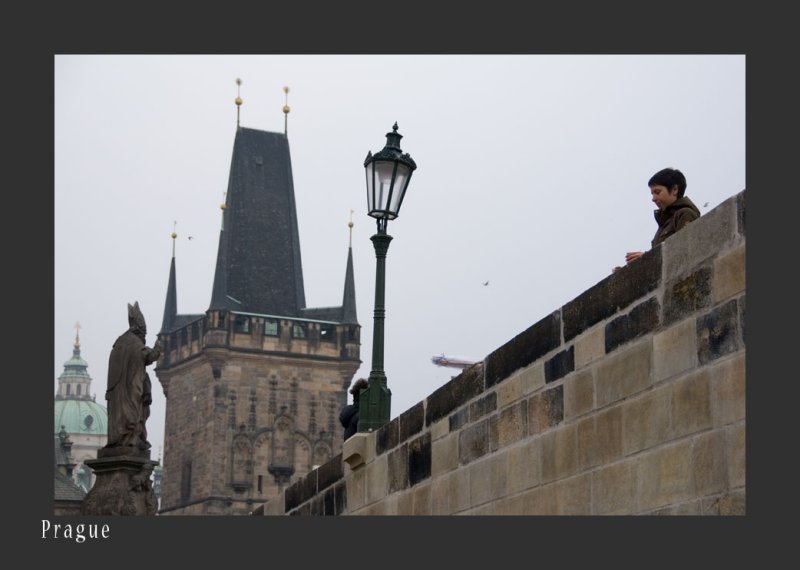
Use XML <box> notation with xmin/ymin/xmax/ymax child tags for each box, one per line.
<box><xmin>209</xmin><ymin>127</ymin><xmax>306</xmax><ymax>316</ymax></box>
<box><xmin>160</xmin><ymin>252</ymin><xmax>178</xmax><ymax>333</ymax></box>
<box><xmin>341</xmin><ymin>246</ymin><xmax>358</xmax><ymax>324</ymax></box>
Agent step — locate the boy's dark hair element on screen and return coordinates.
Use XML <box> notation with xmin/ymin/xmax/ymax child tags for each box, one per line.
<box><xmin>350</xmin><ymin>378</ymin><xmax>369</xmax><ymax>399</ymax></box>
<box><xmin>648</xmin><ymin>168</ymin><xmax>687</xmax><ymax>198</ymax></box>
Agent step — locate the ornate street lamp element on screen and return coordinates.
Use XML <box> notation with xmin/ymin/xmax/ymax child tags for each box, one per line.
<box><xmin>358</xmin><ymin>122</ymin><xmax>417</xmax><ymax>432</ymax></box>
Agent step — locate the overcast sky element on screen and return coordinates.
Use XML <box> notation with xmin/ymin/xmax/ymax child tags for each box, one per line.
<box><xmin>54</xmin><ymin>54</ymin><xmax>745</xmax><ymax>456</ymax></box>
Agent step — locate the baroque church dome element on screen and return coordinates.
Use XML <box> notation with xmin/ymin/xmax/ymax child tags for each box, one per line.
<box><xmin>54</xmin><ymin>326</ymin><xmax>107</xmax><ymax>436</ymax></box>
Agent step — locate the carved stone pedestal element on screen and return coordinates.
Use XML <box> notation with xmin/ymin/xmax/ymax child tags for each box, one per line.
<box><xmin>81</xmin><ymin>447</ymin><xmax>159</xmax><ymax>516</ymax></box>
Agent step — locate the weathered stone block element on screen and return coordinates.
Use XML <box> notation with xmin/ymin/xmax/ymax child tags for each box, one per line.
<box><xmin>729</xmin><ymin>423</ymin><xmax>745</xmax><ymax>489</ymax></box>
<box><xmin>540</xmin><ymin>424</ymin><xmax>578</xmax><ymax>484</ymax></box>
<box><xmin>469</xmin><ymin>458</ymin><xmax>492</xmax><ymax>507</ymax></box>
<box><xmin>485</xmin><ymin>311</ymin><xmax>561</xmax><ymax>387</ymax></box>
<box><xmin>469</xmin><ymin>453</ymin><xmax>508</xmax><ymax>506</ymax></box>
<box><xmin>459</xmin><ymin>418</ymin><xmax>490</xmax><ymax>465</ymax></box>
<box><xmin>317</xmin><ymin>453</ymin><xmax>343</xmax><ymax>491</ymax></box>
<box><xmin>432</xmin><ymin>432</ymin><xmax>458</xmax><ymax>477</ymax></box>
<box><xmin>555</xmin><ymin>473</ymin><xmax>592</xmax><ymax>515</ymax></box>
<box><xmin>691</xmin><ymin>430</ymin><xmax>727</xmax><ymax>496</ymax></box>
<box><xmin>506</xmin><ymin>437</ymin><xmax>541</xmax><ymax>494</ymax></box>
<box><xmin>497</xmin><ymin>373</ymin><xmax>523</xmax><ymax>408</ymax></box>
<box><xmin>664</xmin><ymin>195</ymin><xmax>737</xmax><ymax>277</ymax></box>
<box><xmin>528</xmin><ymin>384</ymin><xmax>564</xmax><ymax>436</ymax></box>
<box><xmin>595</xmin><ymin>340</ymin><xmax>653</xmax><ymax>408</ymax></box>
<box><xmin>375</xmin><ymin>417</ymin><xmax>399</xmax><ymax>455</ymax></box>
<box><xmin>521</xmin><ymin>485</ymin><xmax>558</xmax><ymax>515</ymax></box>
<box><xmin>310</xmin><ymin>495</ymin><xmax>323</xmax><ymax>516</ymax></box>
<box><xmin>426</xmin><ymin>363</ymin><xmax>485</xmax><ymax>426</ymax></box>
<box><xmin>563</xmin><ymin>246</ymin><xmax>662</xmax><ymax>342</ymax></box>
<box><xmin>366</xmin><ymin>454</ymin><xmax>389</xmax><ymax>505</ymax></box>
<box><xmin>387</xmin><ymin>443</ymin><xmax>408</xmax><ymax>493</ymax></box>
<box><xmin>399</xmin><ymin>402</ymin><xmax>425</xmax><ymax>442</ymax></box>
<box><xmin>430</xmin><ymin>417</ymin><xmax>450</xmax><ymax>441</ymax></box>
<box><xmin>430</xmin><ymin>475</ymin><xmax>451</xmax><ymax>515</ymax></box>
<box><xmin>577</xmin><ymin>405</ymin><xmax>623</xmax><ymax>469</ymax></box>
<box><xmin>412</xmin><ymin>481</ymin><xmax>432</xmax><ymax>515</ymax></box>
<box><xmin>448</xmin><ymin>468</ymin><xmax>471</xmax><ymax>514</ymax></box>
<box><xmin>323</xmin><ymin>486</ymin><xmax>335</xmax><ymax>516</ymax></box>
<box><xmin>653</xmin><ymin>318</ymin><xmax>697</xmax><ymax>382</ymax></box>
<box><xmin>605</xmin><ymin>296</ymin><xmax>661</xmax><ymax>354</ymax></box>
<box><xmin>490</xmin><ymin>401</ymin><xmax>528</xmax><ymax>451</ymax></box>
<box><xmin>470</xmin><ymin>391</ymin><xmax>497</xmax><ymax>421</ymax></box>
<box><xmin>409</xmin><ymin>432</ymin><xmax>432</xmax><ymax>487</ymax></box>
<box><xmin>672</xmin><ymin>369</ymin><xmax>712</xmax><ymax>438</ymax></box>
<box><xmin>637</xmin><ymin>441</ymin><xmax>693</xmax><ymax>512</ymax></box>
<box><xmin>346</xmin><ymin>463</ymin><xmax>367</xmax><ymax>512</ymax></box>
<box><xmin>520</xmin><ymin>361</ymin><xmax>546</xmax><ymax>395</ymax></box>
<box><xmin>545</xmin><ymin>346</ymin><xmax>575</xmax><ymax>383</ymax></box>
<box><xmin>622</xmin><ymin>386</ymin><xmax>672</xmax><ymax>455</ymax></box>
<box><xmin>449</xmin><ymin>407</ymin><xmax>469</xmax><ymax>431</ymax></box>
<box><xmin>574</xmin><ymin>326</ymin><xmax>605</xmax><ymax>370</ymax></box>
<box><xmin>564</xmin><ymin>369</ymin><xmax>594</xmax><ymax>419</ymax></box>
<box><xmin>592</xmin><ymin>460</ymin><xmax>637</xmax><ymax>514</ymax></box>
<box><xmin>702</xmin><ymin>490</ymin><xmax>746</xmax><ymax>515</ymax></box>
<box><xmin>494</xmin><ymin>495</ymin><xmax>524</xmax><ymax>515</ymax></box>
<box><xmin>713</xmin><ymin>245</ymin><xmax>745</xmax><ymax>303</ymax></box>
<box><xmin>395</xmin><ymin>489</ymin><xmax>413</xmax><ymax>515</ymax></box>
<box><xmin>664</xmin><ymin>267</ymin><xmax>712</xmax><ymax>326</ymax></box>
<box><xmin>710</xmin><ymin>353</ymin><xmax>746</xmax><ymax>428</ymax></box>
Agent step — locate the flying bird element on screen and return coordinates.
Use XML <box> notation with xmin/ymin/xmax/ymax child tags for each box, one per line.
<box><xmin>703</xmin><ymin>202</ymin><xmax>709</xmax><ymax>208</ymax></box>
<box><xmin>482</xmin><ymin>281</ymin><xmax>490</xmax><ymax>286</ymax></box>
<box><xmin>188</xmin><ymin>236</ymin><xmax>195</xmax><ymax>240</ymax></box>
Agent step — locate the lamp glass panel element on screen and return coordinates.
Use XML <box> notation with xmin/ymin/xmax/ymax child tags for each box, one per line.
<box><xmin>388</xmin><ymin>163</ymin><xmax>411</xmax><ymax>215</ymax></box>
<box><xmin>375</xmin><ymin>160</ymin><xmax>395</xmax><ymax>213</ymax></box>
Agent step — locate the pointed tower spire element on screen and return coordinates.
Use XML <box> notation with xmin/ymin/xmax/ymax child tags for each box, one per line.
<box><xmin>341</xmin><ymin>214</ymin><xmax>358</xmax><ymax>325</ymax></box>
<box><xmin>235</xmin><ymin>78</ymin><xmax>243</xmax><ymax>128</ymax></box>
<box><xmin>283</xmin><ymin>86</ymin><xmax>290</xmax><ymax>136</ymax></box>
<box><xmin>209</xmin><ymin>192</ymin><xmax>232</xmax><ymax>310</ymax></box>
<box><xmin>160</xmin><ymin>224</ymin><xmax>178</xmax><ymax>334</ymax></box>
<box><xmin>208</xmin><ymin>127</ymin><xmax>306</xmax><ymax>316</ymax></box>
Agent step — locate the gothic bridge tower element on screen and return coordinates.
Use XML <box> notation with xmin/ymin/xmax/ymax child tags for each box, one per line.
<box><xmin>155</xmin><ymin>86</ymin><xmax>360</xmax><ymax>515</ymax></box>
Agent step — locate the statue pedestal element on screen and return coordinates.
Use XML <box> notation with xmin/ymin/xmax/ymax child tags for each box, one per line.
<box><xmin>81</xmin><ymin>447</ymin><xmax>159</xmax><ymax>516</ymax></box>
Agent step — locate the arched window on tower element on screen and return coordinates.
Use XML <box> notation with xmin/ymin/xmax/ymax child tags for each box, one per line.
<box><xmin>66</xmin><ymin>384</ymin><xmax>71</xmax><ymax>396</ymax></box>
<box><xmin>77</xmin><ymin>384</ymin><xmax>82</xmax><ymax>396</ymax></box>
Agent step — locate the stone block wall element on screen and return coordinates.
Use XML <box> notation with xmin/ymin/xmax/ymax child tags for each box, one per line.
<box><xmin>255</xmin><ymin>190</ymin><xmax>745</xmax><ymax>516</ymax></box>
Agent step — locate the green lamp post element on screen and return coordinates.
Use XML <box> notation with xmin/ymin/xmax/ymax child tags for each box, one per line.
<box><xmin>358</xmin><ymin>122</ymin><xmax>417</xmax><ymax>432</ymax></box>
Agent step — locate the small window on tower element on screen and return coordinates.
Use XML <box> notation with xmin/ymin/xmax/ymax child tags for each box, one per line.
<box><xmin>263</xmin><ymin>319</ymin><xmax>278</xmax><ymax>336</ymax></box>
<box><xmin>292</xmin><ymin>323</ymin><xmax>307</xmax><ymax>339</ymax></box>
<box><xmin>76</xmin><ymin>384</ymin><xmax>82</xmax><ymax>396</ymax></box>
<box><xmin>320</xmin><ymin>324</ymin><xmax>336</xmax><ymax>342</ymax></box>
<box><xmin>234</xmin><ymin>315</ymin><xmax>250</xmax><ymax>333</ymax></box>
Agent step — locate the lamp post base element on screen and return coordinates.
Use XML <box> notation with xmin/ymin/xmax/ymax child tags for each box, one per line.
<box><xmin>357</xmin><ymin>374</ymin><xmax>391</xmax><ymax>432</ymax></box>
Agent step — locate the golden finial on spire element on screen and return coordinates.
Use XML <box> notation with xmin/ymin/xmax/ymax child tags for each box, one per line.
<box><xmin>348</xmin><ymin>209</ymin><xmax>354</xmax><ymax>247</ymax></box>
<box><xmin>235</xmin><ymin>78</ymin><xmax>243</xmax><ymax>128</ymax></box>
<box><xmin>283</xmin><ymin>86</ymin><xmax>290</xmax><ymax>136</ymax></box>
<box><xmin>220</xmin><ymin>191</ymin><xmax>227</xmax><ymax>230</ymax></box>
<box><xmin>74</xmin><ymin>321</ymin><xmax>81</xmax><ymax>348</ymax></box>
<box><xmin>171</xmin><ymin>221</ymin><xmax>177</xmax><ymax>257</ymax></box>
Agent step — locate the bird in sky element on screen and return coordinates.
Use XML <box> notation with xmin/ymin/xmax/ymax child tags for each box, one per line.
<box><xmin>482</xmin><ymin>281</ymin><xmax>490</xmax><ymax>286</ymax></box>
